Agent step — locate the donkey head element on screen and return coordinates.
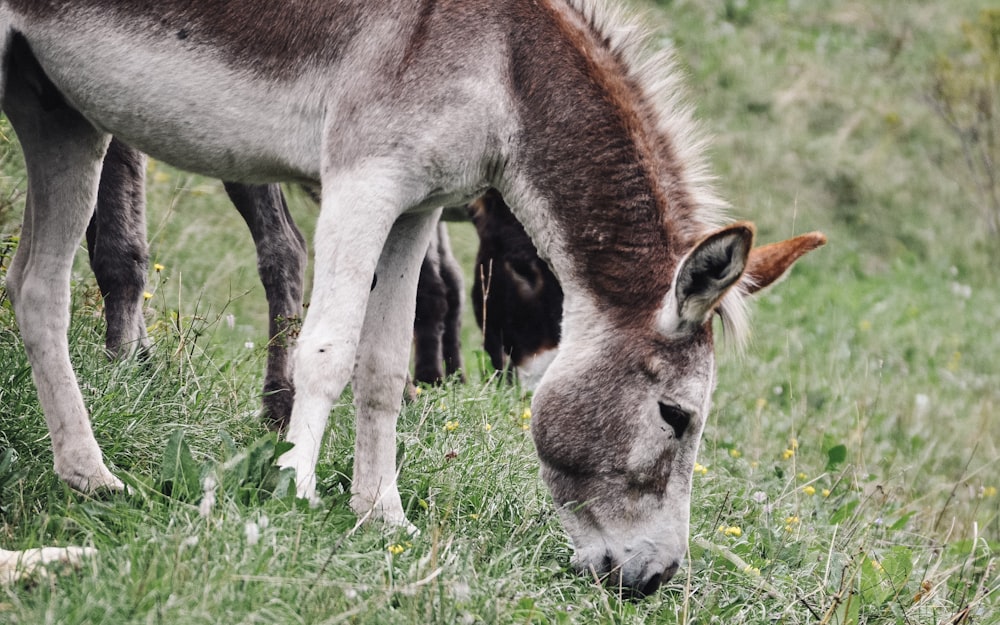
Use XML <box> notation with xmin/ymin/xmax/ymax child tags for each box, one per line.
<box><xmin>531</xmin><ymin>224</ymin><xmax>825</xmax><ymax>596</ymax></box>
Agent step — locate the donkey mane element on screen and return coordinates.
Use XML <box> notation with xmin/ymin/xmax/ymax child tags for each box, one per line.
<box><xmin>559</xmin><ymin>0</ymin><xmax>751</xmax><ymax>344</ymax></box>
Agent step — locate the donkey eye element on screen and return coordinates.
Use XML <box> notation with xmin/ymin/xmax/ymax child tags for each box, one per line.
<box><xmin>658</xmin><ymin>402</ymin><xmax>691</xmax><ymax>439</ymax></box>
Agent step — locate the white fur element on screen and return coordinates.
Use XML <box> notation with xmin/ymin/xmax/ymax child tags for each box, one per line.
<box><xmin>0</xmin><ymin>546</ymin><xmax>97</xmax><ymax>585</ymax></box>
<box><xmin>515</xmin><ymin>347</ymin><xmax>558</xmax><ymax>392</ymax></box>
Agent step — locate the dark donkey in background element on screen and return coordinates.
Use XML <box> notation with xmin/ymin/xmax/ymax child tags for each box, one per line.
<box><xmin>1</xmin><ymin>0</ymin><xmax>825</xmax><ymax>594</ymax></box>
<box><xmin>88</xmin><ymin>139</ymin><xmax>465</xmax><ymax>429</ymax></box>
<box><xmin>469</xmin><ymin>189</ymin><xmax>563</xmax><ymax>390</ymax></box>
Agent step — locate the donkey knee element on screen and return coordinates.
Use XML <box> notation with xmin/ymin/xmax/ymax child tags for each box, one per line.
<box><xmin>292</xmin><ymin>340</ymin><xmax>354</xmax><ymax>401</ymax></box>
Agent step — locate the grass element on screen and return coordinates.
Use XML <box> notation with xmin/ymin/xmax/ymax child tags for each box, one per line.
<box><xmin>2</xmin><ymin>0</ymin><xmax>1000</xmax><ymax>623</ymax></box>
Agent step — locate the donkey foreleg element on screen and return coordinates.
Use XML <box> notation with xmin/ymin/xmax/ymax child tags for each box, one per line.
<box><xmin>3</xmin><ymin>49</ymin><xmax>120</xmax><ymax>491</ymax></box>
<box><xmin>225</xmin><ymin>183</ymin><xmax>307</xmax><ymax>431</ymax></box>
<box><xmin>87</xmin><ymin>138</ymin><xmax>151</xmax><ymax>359</ymax></box>
<box><xmin>277</xmin><ymin>174</ymin><xmax>415</xmax><ymax>503</ymax></box>
<box><xmin>351</xmin><ymin>211</ymin><xmax>441</xmax><ymax>530</ymax></box>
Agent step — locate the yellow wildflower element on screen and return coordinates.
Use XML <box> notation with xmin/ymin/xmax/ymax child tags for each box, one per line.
<box><xmin>781</xmin><ymin>448</ymin><xmax>795</xmax><ymax>460</ymax></box>
<box><xmin>694</xmin><ymin>462</ymin><xmax>708</xmax><ymax>476</ymax></box>
<box><xmin>797</xmin><ymin>472</ymin><xmax>807</xmax><ymax>481</ymax></box>
<box><xmin>755</xmin><ymin>397</ymin><xmax>767</xmax><ymax>410</ymax></box>
<box><xmin>716</xmin><ymin>524</ymin><xmax>742</xmax><ymax>538</ymax></box>
<box><xmin>143</xmin><ymin>291</ymin><xmax>153</xmax><ymax>300</ymax></box>
<box><xmin>521</xmin><ymin>407</ymin><xmax>532</xmax><ymax>420</ymax></box>
<box><xmin>153</xmin><ymin>262</ymin><xmax>165</xmax><ymax>272</ymax></box>
<box><xmin>870</xmin><ymin>558</ymin><xmax>883</xmax><ymax>572</ymax></box>
<box><xmin>414</xmin><ymin>386</ymin><xmax>422</xmax><ymax>396</ymax></box>
<box><xmin>802</xmin><ymin>485</ymin><xmax>816</xmax><ymax>496</ymax></box>
<box><xmin>387</xmin><ymin>544</ymin><xmax>405</xmax><ymax>556</ymax></box>
<box><xmin>981</xmin><ymin>486</ymin><xmax>997</xmax><ymax>498</ymax></box>
<box><xmin>743</xmin><ymin>565</ymin><xmax>761</xmax><ymax>576</ymax></box>
<box><xmin>822</xmin><ymin>488</ymin><xmax>831</xmax><ymax>498</ymax></box>
<box><xmin>483</xmin><ymin>422</ymin><xmax>492</xmax><ymax>432</ymax></box>
<box><xmin>784</xmin><ymin>515</ymin><xmax>800</xmax><ymax>532</ymax></box>
<box><xmin>729</xmin><ymin>449</ymin><xmax>742</xmax><ymax>459</ymax></box>
<box><xmin>444</xmin><ymin>420</ymin><xmax>459</xmax><ymax>432</ymax></box>
<box><xmin>789</xmin><ymin>438</ymin><xmax>799</xmax><ymax>450</ymax></box>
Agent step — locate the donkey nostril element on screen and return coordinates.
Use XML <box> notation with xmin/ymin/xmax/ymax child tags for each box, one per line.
<box><xmin>658</xmin><ymin>402</ymin><xmax>691</xmax><ymax>438</ymax></box>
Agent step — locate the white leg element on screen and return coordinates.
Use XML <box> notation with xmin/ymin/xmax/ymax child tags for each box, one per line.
<box><xmin>0</xmin><ymin>546</ymin><xmax>97</xmax><ymax>585</ymax></box>
<box><xmin>351</xmin><ymin>210</ymin><xmax>441</xmax><ymax>529</ymax></box>
<box><xmin>3</xmin><ymin>66</ymin><xmax>119</xmax><ymax>492</ymax></box>
<box><xmin>276</xmin><ymin>169</ymin><xmax>422</xmax><ymax>502</ymax></box>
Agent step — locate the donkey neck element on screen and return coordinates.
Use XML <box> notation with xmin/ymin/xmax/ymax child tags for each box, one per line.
<box><xmin>501</xmin><ymin>0</ymin><xmax>700</xmax><ymax>328</ymax></box>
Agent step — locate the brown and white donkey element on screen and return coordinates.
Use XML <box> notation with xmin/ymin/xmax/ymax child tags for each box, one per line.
<box><xmin>0</xmin><ymin>0</ymin><xmax>823</xmax><ymax>593</ymax></box>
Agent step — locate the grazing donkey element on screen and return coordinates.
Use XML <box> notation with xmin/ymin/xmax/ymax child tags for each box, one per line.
<box><xmin>469</xmin><ymin>189</ymin><xmax>563</xmax><ymax>390</ymax></box>
<box><xmin>0</xmin><ymin>0</ymin><xmax>824</xmax><ymax>594</ymax></box>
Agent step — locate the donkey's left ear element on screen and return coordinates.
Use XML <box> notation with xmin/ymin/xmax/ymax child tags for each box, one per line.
<box><xmin>659</xmin><ymin>222</ymin><xmax>754</xmax><ymax>335</ymax></box>
<box><xmin>741</xmin><ymin>231</ymin><xmax>827</xmax><ymax>294</ymax></box>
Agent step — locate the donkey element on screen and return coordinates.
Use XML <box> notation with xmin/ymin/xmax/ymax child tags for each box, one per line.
<box><xmin>469</xmin><ymin>189</ymin><xmax>563</xmax><ymax>390</ymax></box>
<box><xmin>0</xmin><ymin>0</ymin><xmax>824</xmax><ymax>593</ymax></box>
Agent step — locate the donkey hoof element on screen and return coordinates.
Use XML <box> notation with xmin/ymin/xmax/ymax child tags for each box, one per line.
<box><xmin>58</xmin><ymin>466</ymin><xmax>124</xmax><ymax>494</ymax></box>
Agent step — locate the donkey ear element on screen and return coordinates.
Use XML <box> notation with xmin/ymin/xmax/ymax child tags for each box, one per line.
<box><xmin>659</xmin><ymin>223</ymin><xmax>754</xmax><ymax>335</ymax></box>
<box><xmin>741</xmin><ymin>231</ymin><xmax>826</xmax><ymax>294</ymax></box>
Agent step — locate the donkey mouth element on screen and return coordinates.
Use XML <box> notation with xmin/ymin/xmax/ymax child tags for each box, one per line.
<box><xmin>602</xmin><ymin>559</ymin><xmax>679</xmax><ymax>599</ymax></box>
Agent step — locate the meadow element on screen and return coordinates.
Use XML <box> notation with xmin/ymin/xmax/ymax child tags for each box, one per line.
<box><xmin>1</xmin><ymin>0</ymin><xmax>998</xmax><ymax>623</ymax></box>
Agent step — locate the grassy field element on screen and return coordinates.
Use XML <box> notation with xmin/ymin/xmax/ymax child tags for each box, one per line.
<box><xmin>2</xmin><ymin>0</ymin><xmax>999</xmax><ymax>623</ymax></box>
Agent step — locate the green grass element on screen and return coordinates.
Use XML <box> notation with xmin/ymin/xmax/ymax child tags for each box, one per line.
<box><xmin>2</xmin><ymin>0</ymin><xmax>1000</xmax><ymax>623</ymax></box>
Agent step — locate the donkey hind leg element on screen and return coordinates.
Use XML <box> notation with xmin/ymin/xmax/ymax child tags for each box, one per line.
<box><xmin>436</xmin><ymin>224</ymin><xmax>465</xmax><ymax>381</ymax></box>
<box><xmin>224</xmin><ymin>182</ymin><xmax>307</xmax><ymax>431</ymax></box>
<box><xmin>3</xmin><ymin>47</ymin><xmax>119</xmax><ymax>491</ymax></box>
<box><xmin>277</xmin><ymin>174</ymin><xmax>422</xmax><ymax>503</ymax></box>
<box><xmin>351</xmin><ymin>210</ymin><xmax>441</xmax><ymax>529</ymax></box>
<box><xmin>412</xmin><ymin>230</ymin><xmax>447</xmax><ymax>385</ymax></box>
<box><xmin>86</xmin><ymin>138</ymin><xmax>151</xmax><ymax>359</ymax></box>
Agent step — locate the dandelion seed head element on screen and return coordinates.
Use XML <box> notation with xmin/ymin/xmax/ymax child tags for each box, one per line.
<box><xmin>244</xmin><ymin>521</ymin><xmax>260</xmax><ymax>546</ymax></box>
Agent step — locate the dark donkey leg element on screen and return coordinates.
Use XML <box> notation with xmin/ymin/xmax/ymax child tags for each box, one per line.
<box><xmin>412</xmin><ymin>225</ymin><xmax>449</xmax><ymax>385</ymax></box>
<box><xmin>412</xmin><ymin>222</ymin><xmax>464</xmax><ymax>385</ymax></box>
<box><xmin>223</xmin><ymin>182</ymin><xmax>307</xmax><ymax>431</ymax></box>
<box><xmin>436</xmin><ymin>223</ymin><xmax>465</xmax><ymax>381</ymax></box>
<box><xmin>86</xmin><ymin>138</ymin><xmax>151</xmax><ymax>358</ymax></box>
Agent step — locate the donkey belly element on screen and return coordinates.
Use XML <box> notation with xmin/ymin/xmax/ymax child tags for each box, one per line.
<box><xmin>24</xmin><ymin>27</ymin><xmax>325</xmax><ymax>183</ymax></box>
